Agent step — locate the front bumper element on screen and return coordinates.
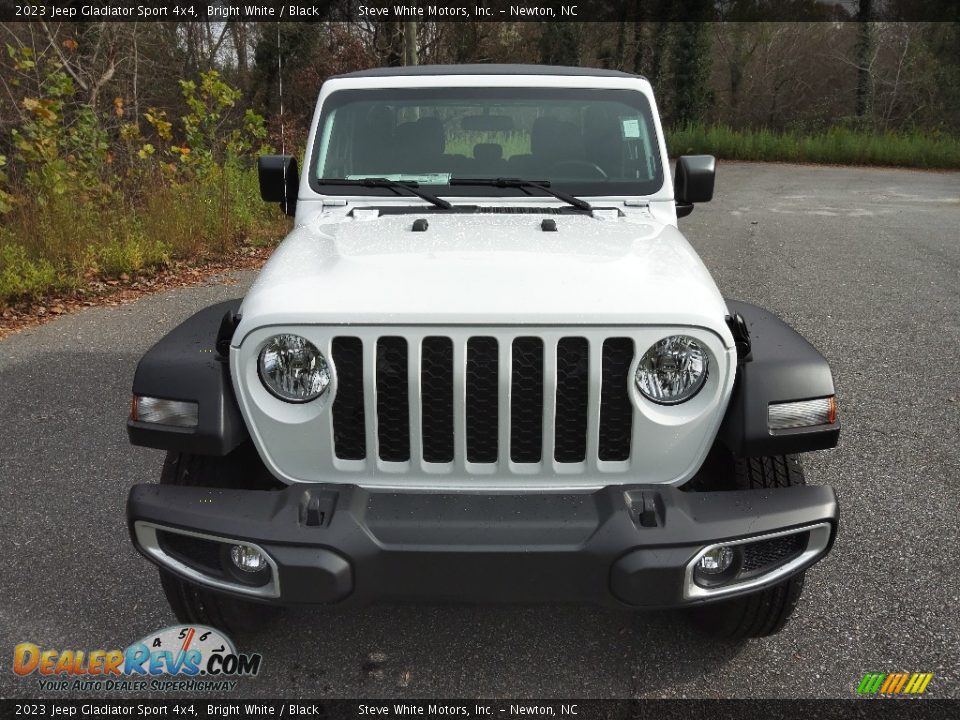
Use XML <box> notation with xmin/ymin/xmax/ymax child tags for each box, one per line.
<box><xmin>127</xmin><ymin>482</ymin><xmax>838</xmax><ymax>608</ymax></box>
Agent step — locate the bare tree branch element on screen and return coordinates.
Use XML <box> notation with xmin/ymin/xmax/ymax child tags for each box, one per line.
<box><xmin>40</xmin><ymin>21</ymin><xmax>88</xmax><ymax>91</ymax></box>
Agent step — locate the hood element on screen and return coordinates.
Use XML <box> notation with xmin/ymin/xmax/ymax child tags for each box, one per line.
<box><xmin>235</xmin><ymin>212</ymin><xmax>732</xmax><ymax>343</ymax></box>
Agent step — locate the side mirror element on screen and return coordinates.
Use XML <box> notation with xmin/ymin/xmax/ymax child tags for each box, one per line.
<box><xmin>674</xmin><ymin>155</ymin><xmax>715</xmax><ymax>218</ymax></box>
<box><xmin>258</xmin><ymin>155</ymin><xmax>299</xmax><ymax>216</ymax></box>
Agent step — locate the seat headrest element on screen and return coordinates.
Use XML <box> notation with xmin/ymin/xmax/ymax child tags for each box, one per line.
<box><xmin>395</xmin><ymin>117</ymin><xmax>446</xmax><ymax>156</ymax></box>
<box><xmin>531</xmin><ymin>117</ymin><xmax>582</xmax><ymax>159</ymax></box>
<box><xmin>364</xmin><ymin>105</ymin><xmax>395</xmax><ymax>134</ymax></box>
<box><xmin>583</xmin><ymin>107</ymin><xmax>620</xmax><ymax>138</ymax></box>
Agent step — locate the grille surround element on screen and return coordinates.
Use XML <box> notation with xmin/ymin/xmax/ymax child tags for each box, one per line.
<box><xmin>235</xmin><ymin>325</ymin><xmax>732</xmax><ymax>489</ymax></box>
<box><xmin>331</xmin><ymin>330</ymin><xmax>638</xmax><ymax>471</ymax></box>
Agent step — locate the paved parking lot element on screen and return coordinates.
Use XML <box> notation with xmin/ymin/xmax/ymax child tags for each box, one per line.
<box><xmin>1</xmin><ymin>162</ymin><xmax>958</xmax><ymax>699</ymax></box>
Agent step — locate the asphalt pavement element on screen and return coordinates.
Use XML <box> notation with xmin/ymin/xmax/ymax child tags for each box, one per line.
<box><xmin>1</xmin><ymin>162</ymin><xmax>958</xmax><ymax>699</ymax></box>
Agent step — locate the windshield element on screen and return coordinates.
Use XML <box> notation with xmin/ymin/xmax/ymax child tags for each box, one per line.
<box><xmin>311</xmin><ymin>87</ymin><xmax>663</xmax><ymax>198</ymax></box>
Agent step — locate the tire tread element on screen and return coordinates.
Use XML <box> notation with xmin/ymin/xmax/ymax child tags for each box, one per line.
<box><xmin>690</xmin><ymin>453</ymin><xmax>808</xmax><ymax>640</ymax></box>
<box><xmin>157</xmin><ymin>449</ymin><xmax>279</xmax><ymax>634</ymax></box>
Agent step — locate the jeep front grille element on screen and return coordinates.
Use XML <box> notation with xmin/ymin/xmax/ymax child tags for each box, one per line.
<box><xmin>330</xmin><ymin>332</ymin><xmax>636</xmax><ymax>470</ymax></box>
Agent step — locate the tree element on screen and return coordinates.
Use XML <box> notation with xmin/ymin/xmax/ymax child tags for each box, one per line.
<box><xmin>855</xmin><ymin>0</ymin><xmax>876</xmax><ymax>123</ymax></box>
<box><xmin>538</xmin><ymin>22</ymin><xmax>583</xmax><ymax>66</ymax></box>
<box><xmin>670</xmin><ymin>21</ymin><xmax>713</xmax><ymax>126</ymax></box>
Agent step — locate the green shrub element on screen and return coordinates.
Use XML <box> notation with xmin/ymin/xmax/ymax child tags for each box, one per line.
<box><xmin>0</xmin><ymin>243</ymin><xmax>59</xmax><ymax>300</ymax></box>
<box><xmin>0</xmin><ymin>62</ymin><xmax>287</xmax><ymax>308</ymax></box>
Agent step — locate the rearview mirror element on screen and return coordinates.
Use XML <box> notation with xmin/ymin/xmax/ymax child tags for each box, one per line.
<box><xmin>258</xmin><ymin>155</ymin><xmax>299</xmax><ymax>217</ymax></box>
<box><xmin>674</xmin><ymin>155</ymin><xmax>716</xmax><ymax>218</ymax></box>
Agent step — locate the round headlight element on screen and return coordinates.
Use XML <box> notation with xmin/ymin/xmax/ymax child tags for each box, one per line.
<box><xmin>635</xmin><ymin>335</ymin><xmax>708</xmax><ymax>405</ymax></box>
<box><xmin>258</xmin><ymin>334</ymin><xmax>331</xmax><ymax>403</ymax></box>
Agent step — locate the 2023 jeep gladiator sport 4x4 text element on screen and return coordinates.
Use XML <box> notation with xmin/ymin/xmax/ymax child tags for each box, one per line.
<box><xmin>126</xmin><ymin>65</ymin><xmax>840</xmax><ymax>639</ymax></box>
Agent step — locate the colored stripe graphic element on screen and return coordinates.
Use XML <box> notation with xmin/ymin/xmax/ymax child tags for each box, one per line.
<box><xmin>879</xmin><ymin>673</ymin><xmax>901</xmax><ymax>694</ymax></box>
<box><xmin>857</xmin><ymin>672</ymin><xmax>933</xmax><ymax>695</ymax></box>
<box><xmin>904</xmin><ymin>673</ymin><xmax>934</xmax><ymax>694</ymax></box>
<box><xmin>857</xmin><ymin>673</ymin><xmax>886</xmax><ymax>694</ymax></box>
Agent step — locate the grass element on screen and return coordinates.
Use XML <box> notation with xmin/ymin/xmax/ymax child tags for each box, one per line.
<box><xmin>0</xmin><ymin>164</ymin><xmax>288</xmax><ymax>306</ymax></box>
<box><xmin>445</xmin><ymin>130</ymin><xmax>531</xmax><ymax>158</ymax></box>
<box><xmin>446</xmin><ymin>125</ymin><xmax>960</xmax><ymax>169</ymax></box>
<box><xmin>668</xmin><ymin>125</ymin><xmax>960</xmax><ymax>169</ymax></box>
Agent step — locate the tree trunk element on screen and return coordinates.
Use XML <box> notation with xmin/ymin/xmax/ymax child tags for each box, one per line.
<box><xmin>232</xmin><ymin>22</ymin><xmax>250</xmax><ymax>91</ymax></box>
<box><xmin>855</xmin><ymin>0</ymin><xmax>874</xmax><ymax>123</ymax></box>
<box><xmin>403</xmin><ymin>22</ymin><xmax>418</xmax><ymax>66</ymax></box>
<box><xmin>614</xmin><ymin>14</ymin><xmax>627</xmax><ymax>70</ymax></box>
<box><xmin>633</xmin><ymin>20</ymin><xmax>646</xmax><ymax>75</ymax></box>
<box><xmin>132</xmin><ymin>25</ymin><xmax>140</xmax><ymax>124</ymax></box>
<box><xmin>539</xmin><ymin>23</ymin><xmax>582</xmax><ymax>66</ymax></box>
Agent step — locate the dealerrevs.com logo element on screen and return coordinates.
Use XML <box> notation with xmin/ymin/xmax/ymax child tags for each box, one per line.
<box><xmin>13</xmin><ymin>625</ymin><xmax>262</xmax><ymax>692</ymax></box>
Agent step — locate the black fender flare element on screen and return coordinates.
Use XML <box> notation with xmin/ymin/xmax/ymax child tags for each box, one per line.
<box><xmin>718</xmin><ymin>300</ymin><xmax>841</xmax><ymax>457</ymax></box>
<box><xmin>127</xmin><ymin>300</ymin><xmax>248</xmax><ymax>456</ymax></box>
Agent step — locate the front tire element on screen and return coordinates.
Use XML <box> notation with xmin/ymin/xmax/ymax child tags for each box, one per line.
<box><xmin>156</xmin><ymin>449</ymin><xmax>281</xmax><ymax>635</ymax></box>
<box><xmin>689</xmin><ymin>454</ymin><xmax>808</xmax><ymax>640</ymax></box>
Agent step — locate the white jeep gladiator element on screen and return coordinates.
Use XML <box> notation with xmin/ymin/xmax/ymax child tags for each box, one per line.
<box><xmin>127</xmin><ymin>65</ymin><xmax>840</xmax><ymax>639</ymax></box>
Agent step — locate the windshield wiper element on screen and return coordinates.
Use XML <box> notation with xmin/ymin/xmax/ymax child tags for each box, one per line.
<box><xmin>449</xmin><ymin>177</ymin><xmax>592</xmax><ymax>212</ymax></box>
<box><xmin>318</xmin><ymin>178</ymin><xmax>452</xmax><ymax>210</ymax></box>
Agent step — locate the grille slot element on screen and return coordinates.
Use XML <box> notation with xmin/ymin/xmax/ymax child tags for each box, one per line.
<box><xmin>741</xmin><ymin>532</ymin><xmax>807</xmax><ymax>574</ymax></box>
<box><xmin>466</xmin><ymin>337</ymin><xmax>499</xmax><ymax>463</ymax></box>
<box><xmin>510</xmin><ymin>337</ymin><xmax>544</xmax><ymax>463</ymax></box>
<box><xmin>554</xmin><ymin>337</ymin><xmax>589</xmax><ymax>463</ymax></box>
<box><xmin>421</xmin><ymin>337</ymin><xmax>454</xmax><ymax>463</ymax></box>
<box><xmin>376</xmin><ymin>337</ymin><xmax>410</xmax><ymax>462</ymax></box>
<box><xmin>598</xmin><ymin>338</ymin><xmax>634</xmax><ymax>461</ymax></box>
<box><xmin>157</xmin><ymin>531</ymin><xmax>224</xmax><ymax>578</ymax></box>
<box><xmin>331</xmin><ymin>337</ymin><xmax>366</xmax><ymax>460</ymax></box>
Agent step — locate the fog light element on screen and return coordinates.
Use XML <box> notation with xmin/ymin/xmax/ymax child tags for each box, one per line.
<box><xmin>230</xmin><ymin>545</ymin><xmax>268</xmax><ymax>573</ymax></box>
<box><xmin>697</xmin><ymin>546</ymin><xmax>735</xmax><ymax>574</ymax></box>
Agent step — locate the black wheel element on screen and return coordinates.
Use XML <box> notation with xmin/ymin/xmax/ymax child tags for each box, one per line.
<box><xmin>689</xmin><ymin>454</ymin><xmax>808</xmax><ymax>640</ymax></box>
<box><xmin>156</xmin><ymin>448</ymin><xmax>281</xmax><ymax>635</ymax></box>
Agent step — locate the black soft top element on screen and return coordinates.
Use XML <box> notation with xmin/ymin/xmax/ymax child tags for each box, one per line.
<box><xmin>330</xmin><ymin>64</ymin><xmax>645</xmax><ymax>81</ymax></box>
